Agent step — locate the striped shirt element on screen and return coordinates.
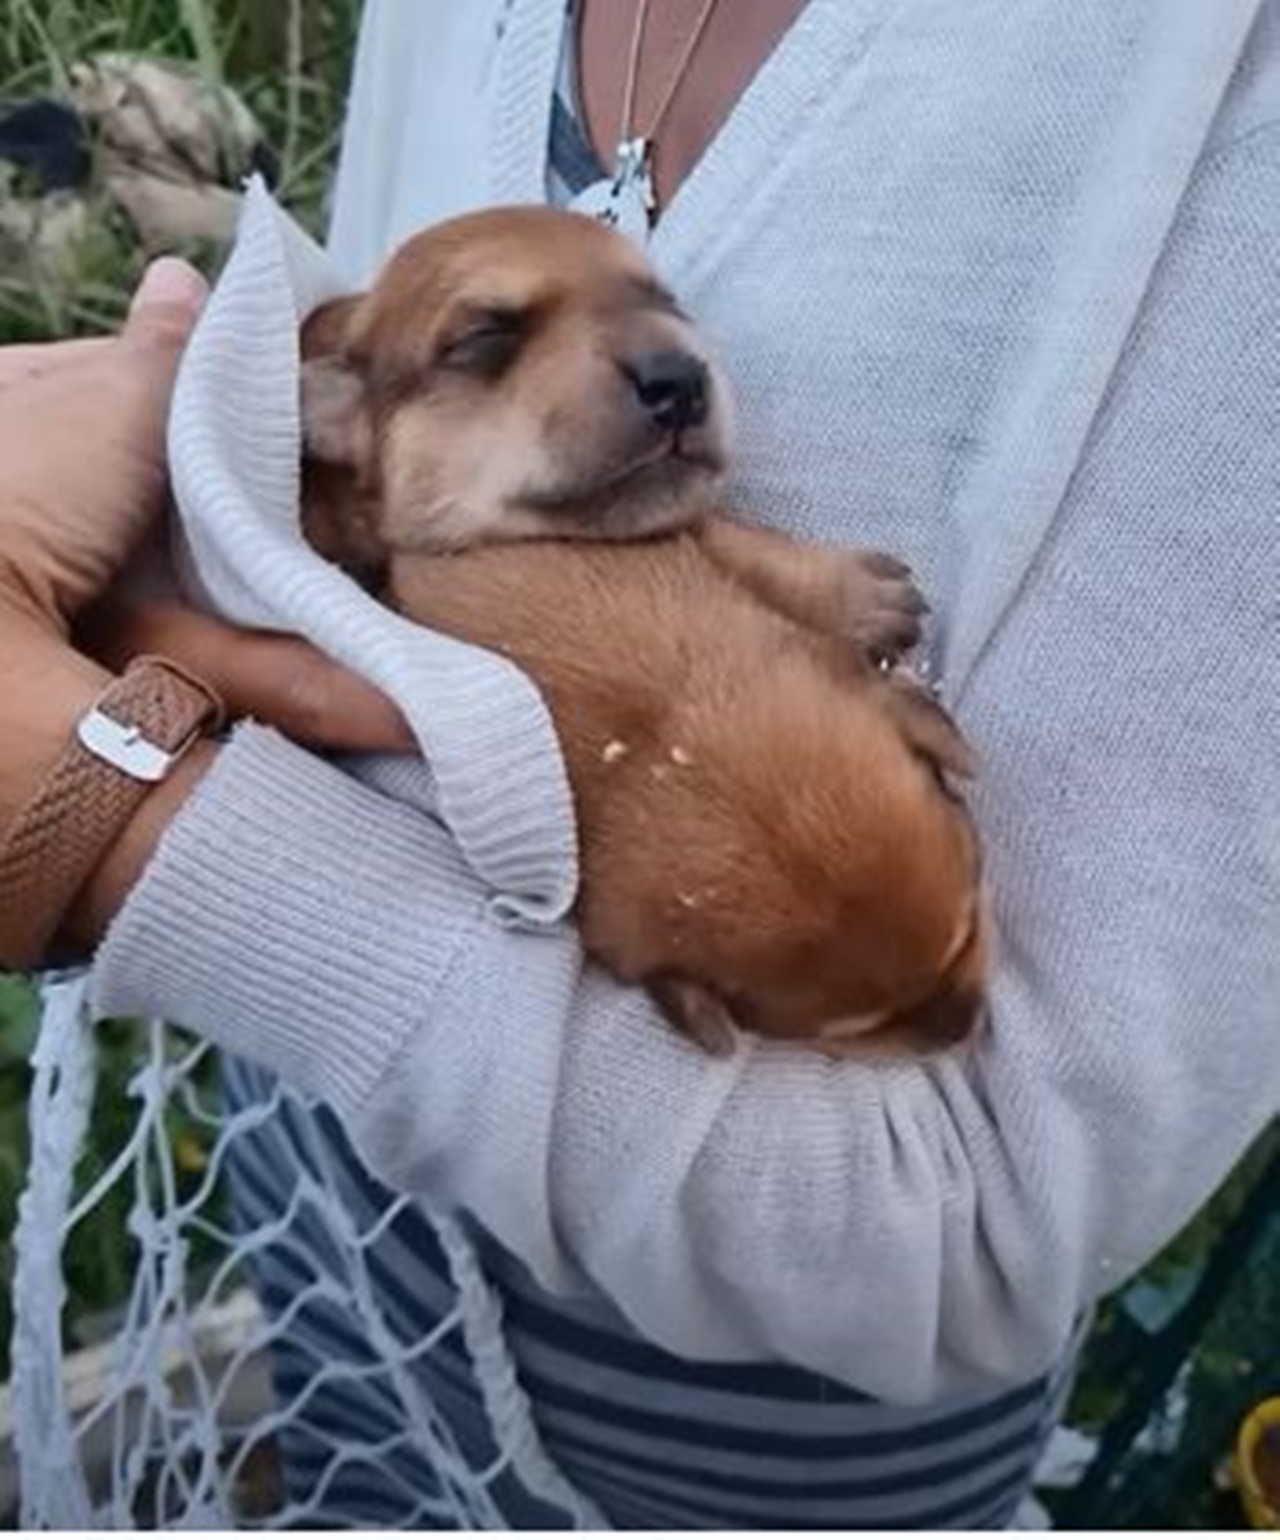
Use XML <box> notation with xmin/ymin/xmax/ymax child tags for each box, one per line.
<box><xmin>226</xmin><ymin>1058</ymin><xmax>1066</xmax><ymax>1528</ymax></box>
<box><xmin>546</xmin><ymin>4</ymin><xmax>608</xmax><ymax>209</ymax></box>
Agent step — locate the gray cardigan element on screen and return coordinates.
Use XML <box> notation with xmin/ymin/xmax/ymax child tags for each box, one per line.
<box><xmin>93</xmin><ymin>0</ymin><xmax>1280</xmax><ymax>1403</ymax></box>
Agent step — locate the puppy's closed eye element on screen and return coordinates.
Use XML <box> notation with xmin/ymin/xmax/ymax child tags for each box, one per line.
<box><xmin>438</xmin><ymin>306</ymin><xmax>529</xmax><ymax>378</ymax></box>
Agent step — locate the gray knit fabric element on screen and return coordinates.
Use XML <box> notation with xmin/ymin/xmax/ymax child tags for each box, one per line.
<box><xmin>94</xmin><ymin>0</ymin><xmax>1280</xmax><ymax>1404</ymax></box>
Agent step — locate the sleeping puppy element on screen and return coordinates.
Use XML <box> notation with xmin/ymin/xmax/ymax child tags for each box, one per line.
<box><xmin>299</xmin><ymin>206</ymin><xmax>732</xmax><ymax>579</ymax></box>
<box><xmin>300</xmin><ymin>207</ymin><xmax>987</xmax><ymax>1057</ymax></box>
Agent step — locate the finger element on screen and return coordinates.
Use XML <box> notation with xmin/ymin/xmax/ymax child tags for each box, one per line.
<box><xmin>84</xmin><ymin>602</ymin><xmax>414</xmax><ymax>754</ymax></box>
<box><xmin>99</xmin><ymin>258</ymin><xmax>211</xmax><ymax>514</ymax></box>
<box><xmin>118</xmin><ymin>257</ymin><xmax>209</xmax><ymax>407</ymax></box>
<box><xmin>126</xmin><ymin>255</ymin><xmax>208</xmax><ymax>339</ymax></box>
<box><xmin>0</xmin><ymin>258</ymin><xmax>204</xmax><ymax>396</ymax></box>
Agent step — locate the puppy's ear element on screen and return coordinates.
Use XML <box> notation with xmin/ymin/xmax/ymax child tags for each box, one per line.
<box><xmin>649</xmin><ymin>977</ymin><xmax>740</xmax><ymax>1056</ymax></box>
<box><xmin>300</xmin><ymin>295</ymin><xmax>372</xmax><ymax>468</ymax></box>
<box><xmin>882</xmin><ymin>669</ymin><xmax>977</xmax><ymax>781</ymax></box>
<box><xmin>301</xmin><ymin>293</ymin><xmax>362</xmax><ymax>358</ymax></box>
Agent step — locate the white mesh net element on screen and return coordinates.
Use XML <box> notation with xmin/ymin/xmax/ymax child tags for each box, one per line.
<box><xmin>11</xmin><ymin>973</ymin><xmax>602</xmax><ymax>1529</ymax></box>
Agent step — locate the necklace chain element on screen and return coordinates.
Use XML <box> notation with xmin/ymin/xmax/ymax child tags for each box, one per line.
<box><xmin>617</xmin><ymin>0</ymin><xmax>722</xmax><ymax>159</ymax></box>
<box><xmin>571</xmin><ymin>0</ymin><xmax>723</xmax><ymax>238</ymax></box>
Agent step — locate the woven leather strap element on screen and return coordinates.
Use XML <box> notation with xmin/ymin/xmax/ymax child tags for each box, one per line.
<box><xmin>0</xmin><ymin>656</ymin><xmax>223</xmax><ymax>970</ymax></box>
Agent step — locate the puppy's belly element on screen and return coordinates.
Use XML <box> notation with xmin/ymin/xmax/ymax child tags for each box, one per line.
<box><xmin>387</xmin><ymin>535</ymin><xmax>981</xmax><ymax>1055</ymax></box>
<box><xmin>388</xmin><ymin>532</ymin><xmax>803</xmax><ymax>962</ymax></box>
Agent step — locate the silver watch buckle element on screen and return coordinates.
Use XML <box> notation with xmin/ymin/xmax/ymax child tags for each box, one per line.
<box><xmin>77</xmin><ymin>708</ymin><xmax>195</xmax><ymax>783</ymax></box>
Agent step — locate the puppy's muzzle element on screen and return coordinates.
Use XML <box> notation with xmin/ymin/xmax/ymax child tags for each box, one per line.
<box><xmin>621</xmin><ymin>348</ymin><xmax>710</xmax><ymax>433</ymax></box>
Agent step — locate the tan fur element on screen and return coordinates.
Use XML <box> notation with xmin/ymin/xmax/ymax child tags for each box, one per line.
<box><xmin>300</xmin><ymin>207</ymin><xmax>988</xmax><ymax>1057</ymax></box>
<box><xmin>300</xmin><ymin>208</ymin><xmax>731</xmax><ymax>561</ymax></box>
<box><xmin>390</xmin><ymin>537</ymin><xmax>985</xmax><ymax>1053</ymax></box>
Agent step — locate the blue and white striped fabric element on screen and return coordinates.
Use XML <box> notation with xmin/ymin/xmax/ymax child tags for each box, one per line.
<box><xmin>225</xmin><ymin>1056</ymin><xmax>1067</xmax><ymax>1529</ymax></box>
<box><xmin>546</xmin><ymin>4</ymin><xmax>607</xmax><ymax>208</ymax></box>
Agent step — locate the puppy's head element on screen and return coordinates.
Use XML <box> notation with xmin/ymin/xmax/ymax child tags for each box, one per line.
<box><xmin>301</xmin><ymin>207</ymin><xmax>730</xmax><ymax>556</ymax></box>
<box><xmin>585</xmin><ymin>663</ymin><xmax>988</xmax><ymax>1059</ymax></box>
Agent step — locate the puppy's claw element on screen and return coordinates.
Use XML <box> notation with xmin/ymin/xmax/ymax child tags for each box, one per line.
<box><xmin>865</xmin><ymin>610</ymin><xmax>925</xmax><ymax>658</ymax></box>
<box><xmin>861</xmin><ymin>551</ymin><xmax>913</xmax><ymax>581</ymax></box>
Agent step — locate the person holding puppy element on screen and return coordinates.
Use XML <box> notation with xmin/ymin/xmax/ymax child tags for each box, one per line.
<box><xmin>2</xmin><ymin>0</ymin><xmax>1278</xmax><ymax>1527</ymax></box>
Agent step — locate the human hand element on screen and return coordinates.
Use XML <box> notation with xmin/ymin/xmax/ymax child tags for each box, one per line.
<box><xmin>0</xmin><ymin>261</ymin><xmax>207</xmax><ymax>634</ymax></box>
<box><xmin>0</xmin><ymin>258</ymin><xmax>411</xmax><ymax>955</ymax></box>
<box><xmin>0</xmin><ymin>257</ymin><xmax>410</xmax><ymax>753</ymax></box>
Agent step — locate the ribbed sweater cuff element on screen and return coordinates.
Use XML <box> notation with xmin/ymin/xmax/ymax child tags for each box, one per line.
<box><xmin>90</xmin><ymin>723</ymin><xmax>486</xmax><ymax>1116</ymax></box>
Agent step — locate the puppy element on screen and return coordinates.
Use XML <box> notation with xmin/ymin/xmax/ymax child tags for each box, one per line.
<box><xmin>300</xmin><ymin>208</ymin><xmax>986</xmax><ymax>1057</ymax></box>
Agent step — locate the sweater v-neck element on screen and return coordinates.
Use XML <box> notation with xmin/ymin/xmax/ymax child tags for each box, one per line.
<box><xmin>473</xmin><ymin>0</ymin><xmax>1262</xmax><ymax>699</ymax></box>
<box><xmin>487</xmin><ymin>0</ymin><xmax>897</xmax><ymax>285</ymax></box>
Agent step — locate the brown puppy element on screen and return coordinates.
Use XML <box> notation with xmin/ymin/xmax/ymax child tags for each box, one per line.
<box><xmin>300</xmin><ymin>208</ymin><xmax>986</xmax><ymax>1057</ymax></box>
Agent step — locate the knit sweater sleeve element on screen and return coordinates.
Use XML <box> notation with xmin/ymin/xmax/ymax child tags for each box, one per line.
<box><xmin>92</xmin><ymin>9</ymin><xmax>1280</xmax><ymax>1403</ymax></box>
<box><xmin>87</xmin><ymin>722</ymin><xmax>1038</xmax><ymax>1402</ymax></box>
<box><xmin>90</xmin><ymin>685</ymin><xmax>1278</xmax><ymax>1407</ymax></box>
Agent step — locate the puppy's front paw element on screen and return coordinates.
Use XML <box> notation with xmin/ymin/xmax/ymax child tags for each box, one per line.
<box><xmin>837</xmin><ymin>550</ymin><xmax>929</xmax><ymax>663</ymax></box>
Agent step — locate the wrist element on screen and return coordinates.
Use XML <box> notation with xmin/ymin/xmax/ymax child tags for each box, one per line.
<box><xmin>0</xmin><ymin>549</ymin><xmax>67</xmax><ymax>644</ymax></box>
<box><xmin>0</xmin><ymin>616</ymin><xmax>109</xmax><ymax>824</ymax></box>
<box><xmin>62</xmin><ymin>738</ymin><xmax>217</xmax><ymax>953</ymax></box>
<box><xmin>0</xmin><ymin>630</ymin><xmax>221</xmax><ymax>961</ymax></box>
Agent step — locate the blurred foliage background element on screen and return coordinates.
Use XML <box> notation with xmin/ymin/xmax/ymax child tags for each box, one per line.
<box><xmin>0</xmin><ymin>0</ymin><xmax>358</xmax><ymax>339</ymax></box>
<box><xmin>0</xmin><ymin>0</ymin><xmax>1275</xmax><ymax>1527</ymax></box>
<box><xmin>0</xmin><ymin>0</ymin><xmax>355</xmax><ymax>1413</ymax></box>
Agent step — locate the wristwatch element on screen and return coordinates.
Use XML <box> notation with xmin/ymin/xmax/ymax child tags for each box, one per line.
<box><xmin>0</xmin><ymin>656</ymin><xmax>223</xmax><ymax>971</ymax></box>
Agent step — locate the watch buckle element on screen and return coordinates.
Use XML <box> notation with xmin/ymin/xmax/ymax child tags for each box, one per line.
<box><xmin>77</xmin><ymin>708</ymin><xmax>198</xmax><ymax>783</ymax></box>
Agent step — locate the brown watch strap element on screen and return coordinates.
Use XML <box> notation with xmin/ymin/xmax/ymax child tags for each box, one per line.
<box><xmin>0</xmin><ymin>656</ymin><xmax>223</xmax><ymax>971</ymax></box>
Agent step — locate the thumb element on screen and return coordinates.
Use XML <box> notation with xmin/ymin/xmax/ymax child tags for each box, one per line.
<box><xmin>124</xmin><ymin>256</ymin><xmax>208</xmax><ymax>350</ymax></box>
<box><xmin>114</xmin><ymin>257</ymin><xmax>209</xmax><ymax>470</ymax></box>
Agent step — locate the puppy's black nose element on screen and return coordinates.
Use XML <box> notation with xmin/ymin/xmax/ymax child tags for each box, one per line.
<box><xmin>623</xmin><ymin>349</ymin><xmax>709</xmax><ymax>432</ymax></box>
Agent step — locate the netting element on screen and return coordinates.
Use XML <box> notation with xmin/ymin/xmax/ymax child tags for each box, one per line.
<box><xmin>11</xmin><ymin>973</ymin><xmax>603</xmax><ymax>1529</ymax></box>
<box><xmin>18</xmin><ymin>979</ymin><xmax>1268</xmax><ymax>1528</ymax></box>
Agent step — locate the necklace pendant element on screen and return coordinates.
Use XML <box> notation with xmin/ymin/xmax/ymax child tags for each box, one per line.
<box><xmin>613</xmin><ymin>136</ymin><xmax>656</xmax><ymax>212</ymax></box>
<box><xmin>568</xmin><ymin>136</ymin><xmax>654</xmax><ymax>246</ymax></box>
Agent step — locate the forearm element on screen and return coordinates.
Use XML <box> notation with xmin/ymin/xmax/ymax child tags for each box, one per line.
<box><xmin>66</xmin><ymin>707</ymin><xmax>1109</xmax><ymax>1402</ymax></box>
<box><xmin>91</xmin><ymin>722</ymin><xmax>487</xmax><ymax>1112</ymax></box>
<box><xmin>86</xmin><ymin>706</ymin><xmax>1279</xmax><ymax>1409</ymax></box>
<box><xmin>698</xmin><ymin>516</ymin><xmax>856</xmax><ymax>633</ymax></box>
